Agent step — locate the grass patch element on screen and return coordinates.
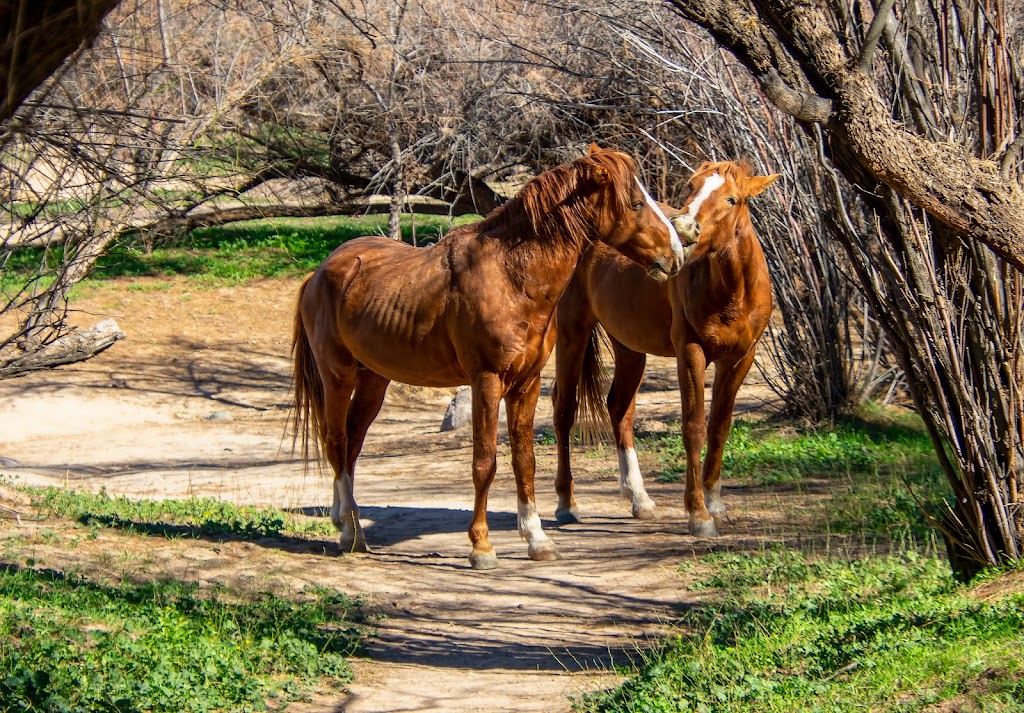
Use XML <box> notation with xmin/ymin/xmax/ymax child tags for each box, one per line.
<box><xmin>0</xmin><ymin>566</ymin><xmax>362</xmax><ymax>712</ymax></box>
<box><xmin>0</xmin><ymin>484</ymin><xmax>361</xmax><ymax>710</ymax></box>
<box><xmin>640</xmin><ymin>415</ymin><xmax>948</xmax><ymax>541</ymax></box>
<box><xmin>2</xmin><ymin>213</ymin><xmax>479</xmax><ymax>289</ymax></box>
<box><xmin>581</xmin><ymin>551</ymin><xmax>1024</xmax><ymax>712</ymax></box>
<box><xmin>25</xmin><ymin>486</ymin><xmax>336</xmax><ymax>541</ymax></box>
<box><xmin>646</xmin><ymin>417</ymin><xmax>937</xmax><ymax>487</ymax></box>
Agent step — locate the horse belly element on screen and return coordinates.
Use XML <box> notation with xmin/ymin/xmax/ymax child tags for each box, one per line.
<box><xmin>342</xmin><ymin>320</ymin><xmax>468</xmax><ymax>387</ymax></box>
<box><xmin>587</xmin><ymin>252</ymin><xmax>674</xmax><ymax>357</ymax></box>
<box><xmin>593</xmin><ymin>292</ymin><xmax>674</xmax><ymax>357</ymax></box>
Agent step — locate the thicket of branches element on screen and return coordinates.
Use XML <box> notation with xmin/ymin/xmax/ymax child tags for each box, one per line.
<box><xmin>664</xmin><ymin>0</ymin><xmax>1024</xmax><ymax>575</ymax></box>
<box><xmin>552</xmin><ymin>7</ymin><xmax>899</xmax><ymax>420</ymax></box>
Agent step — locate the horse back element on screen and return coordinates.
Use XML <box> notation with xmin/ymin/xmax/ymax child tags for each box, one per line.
<box><xmin>301</xmin><ymin>236</ymin><xmax>469</xmax><ymax>385</ymax></box>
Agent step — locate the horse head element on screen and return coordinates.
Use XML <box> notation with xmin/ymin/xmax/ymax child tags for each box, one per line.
<box><xmin>673</xmin><ymin>161</ymin><xmax>781</xmax><ymax>258</ymax></box>
<box><xmin>581</xmin><ymin>144</ymin><xmax>684</xmax><ymax>282</ymax></box>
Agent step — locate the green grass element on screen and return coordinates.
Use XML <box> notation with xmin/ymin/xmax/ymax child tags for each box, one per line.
<box><xmin>0</xmin><ymin>567</ymin><xmax>362</xmax><ymax>712</ymax></box>
<box><xmin>25</xmin><ymin>486</ymin><xmax>336</xmax><ymax>541</ymax></box>
<box><xmin>2</xmin><ymin>213</ymin><xmax>479</xmax><ymax>290</ymax></box>
<box><xmin>580</xmin><ymin>551</ymin><xmax>1024</xmax><ymax>712</ymax></box>
<box><xmin>0</xmin><ymin>485</ymin><xmax>361</xmax><ymax>711</ymax></box>
<box><xmin>640</xmin><ymin>414</ymin><xmax>947</xmax><ymax>541</ymax></box>
<box><xmin>646</xmin><ymin>416</ymin><xmax>937</xmax><ymax>487</ymax></box>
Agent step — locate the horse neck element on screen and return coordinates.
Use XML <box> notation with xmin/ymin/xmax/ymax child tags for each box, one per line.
<box><xmin>484</xmin><ymin>188</ymin><xmax>593</xmax><ymax>301</ymax></box>
<box><xmin>703</xmin><ymin>214</ymin><xmax>765</xmax><ymax>293</ymax></box>
<box><xmin>502</xmin><ymin>230</ymin><xmax>589</xmax><ymax>303</ymax></box>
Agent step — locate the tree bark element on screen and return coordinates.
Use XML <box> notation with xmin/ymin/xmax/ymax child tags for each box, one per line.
<box><xmin>0</xmin><ymin>318</ymin><xmax>124</xmax><ymax>379</ymax></box>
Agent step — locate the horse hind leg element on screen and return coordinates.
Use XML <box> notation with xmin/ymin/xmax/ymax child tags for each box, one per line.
<box><xmin>329</xmin><ymin>367</ymin><xmax>391</xmax><ymax>549</ymax></box>
<box><xmin>608</xmin><ymin>341</ymin><xmax>656</xmax><ymax>520</ymax></box>
<box><xmin>552</xmin><ymin>315</ymin><xmax>598</xmax><ymax>525</ymax></box>
<box><xmin>318</xmin><ymin>361</ymin><xmax>367</xmax><ymax>553</ymax></box>
<box><xmin>345</xmin><ymin>368</ymin><xmax>391</xmax><ymax>478</ymax></box>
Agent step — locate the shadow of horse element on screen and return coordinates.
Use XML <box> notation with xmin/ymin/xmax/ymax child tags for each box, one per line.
<box><xmin>290</xmin><ymin>505</ymin><xmax>520</xmax><ymax>548</ymax></box>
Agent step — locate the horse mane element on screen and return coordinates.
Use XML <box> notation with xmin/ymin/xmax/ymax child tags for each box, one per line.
<box><xmin>475</xmin><ymin>148</ymin><xmax>637</xmax><ymax>251</ymax></box>
<box><xmin>716</xmin><ymin>159</ymin><xmax>754</xmax><ymax>184</ymax></box>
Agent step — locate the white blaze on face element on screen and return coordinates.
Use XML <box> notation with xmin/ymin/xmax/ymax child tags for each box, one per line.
<box><xmin>685</xmin><ymin>172</ymin><xmax>725</xmax><ymax>221</ymax></box>
<box><xmin>635</xmin><ymin>177</ymin><xmax>684</xmax><ymax>261</ymax></box>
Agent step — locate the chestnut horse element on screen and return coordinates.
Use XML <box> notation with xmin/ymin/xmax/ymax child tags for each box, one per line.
<box><xmin>552</xmin><ymin>161</ymin><xmax>779</xmax><ymax>536</ymax></box>
<box><xmin>292</xmin><ymin>145</ymin><xmax>684</xmax><ymax>569</ymax></box>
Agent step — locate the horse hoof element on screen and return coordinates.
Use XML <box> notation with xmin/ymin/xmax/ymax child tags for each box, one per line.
<box><xmin>469</xmin><ymin>551</ymin><xmax>499</xmax><ymax>570</ymax></box>
<box><xmin>633</xmin><ymin>502</ymin><xmax>657</xmax><ymax>520</ymax></box>
<box><xmin>555</xmin><ymin>507</ymin><xmax>582</xmax><ymax>525</ymax></box>
<box><xmin>528</xmin><ymin>543</ymin><xmax>562</xmax><ymax>561</ymax></box>
<box><xmin>688</xmin><ymin>518</ymin><xmax>719</xmax><ymax>537</ymax></box>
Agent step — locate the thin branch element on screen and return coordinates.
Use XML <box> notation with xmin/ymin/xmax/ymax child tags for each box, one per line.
<box><xmin>858</xmin><ymin>0</ymin><xmax>899</xmax><ymax>71</ymax></box>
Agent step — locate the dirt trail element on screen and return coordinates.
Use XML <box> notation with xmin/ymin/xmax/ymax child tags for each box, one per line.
<box><xmin>0</xmin><ymin>277</ymin><xmax>783</xmax><ymax>712</ymax></box>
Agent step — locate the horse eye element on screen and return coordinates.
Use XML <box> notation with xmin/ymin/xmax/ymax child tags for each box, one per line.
<box><xmin>632</xmin><ymin>200</ymin><xmax>644</xmax><ymax>211</ymax></box>
<box><xmin>726</xmin><ymin>197</ymin><xmax>737</xmax><ymax>206</ymax></box>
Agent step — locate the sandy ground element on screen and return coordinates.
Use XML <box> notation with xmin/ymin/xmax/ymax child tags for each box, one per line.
<box><xmin>0</xmin><ymin>277</ymin><xmax>790</xmax><ymax>713</ymax></box>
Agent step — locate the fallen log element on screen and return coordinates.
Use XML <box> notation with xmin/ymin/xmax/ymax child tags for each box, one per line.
<box><xmin>0</xmin><ymin>318</ymin><xmax>124</xmax><ymax>379</ymax></box>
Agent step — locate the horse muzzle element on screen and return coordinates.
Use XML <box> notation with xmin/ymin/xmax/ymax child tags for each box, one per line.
<box><xmin>671</xmin><ymin>214</ymin><xmax>700</xmax><ymax>245</ymax></box>
<box><xmin>649</xmin><ymin>255</ymin><xmax>682</xmax><ymax>282</ymax></box>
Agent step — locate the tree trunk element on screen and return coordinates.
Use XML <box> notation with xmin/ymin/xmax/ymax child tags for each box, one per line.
<box><xmin>0</xmin><ymin>0</ymin><xmax>122</xmax><ymax>123</ymax></box>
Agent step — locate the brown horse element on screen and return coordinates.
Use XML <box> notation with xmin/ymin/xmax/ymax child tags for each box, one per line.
<box><xmin>552</xmin><ymin>161</ymin><xmax>779</xmax><ymax>536</ymax></box>
<box><xmin>292</xmin><ymin>145</ymin><xmax>685</xmax><ymax>569</ymax></box>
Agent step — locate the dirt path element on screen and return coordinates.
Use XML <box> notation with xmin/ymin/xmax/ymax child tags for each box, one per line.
<box><xmin>0</xmin><ymin>277</ymin><xmax>784</xmax><ymax>712</ymax></box>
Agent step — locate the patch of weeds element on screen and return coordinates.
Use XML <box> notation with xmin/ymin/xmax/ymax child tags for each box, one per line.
<box><xmin>0</xmin><ymin>565</ymin><xmax>364</xmax><ymax>712</ymax></box>
<box><xmin>641</xmin><ymin>417</ymin><xmax>947</xmax><ymax>541</ymax></box>
<box><xmin>535</xmin><ymin>427</ymin><xmax>557</xmax><ymax>445</ymax></box>
<box><xmin>645</xmin><ymin>420</ymin><xmax>930</xmax><ymax>485</ymax></box>
<box><xmin>581</xmin><ymin>551</ymin><xmax>1024</xmax><ymax>712</ymax></box>
<box><xmin>25</xmin><ymin>486</ymin><xmax>336</xmax><ymax>541</ymax></box>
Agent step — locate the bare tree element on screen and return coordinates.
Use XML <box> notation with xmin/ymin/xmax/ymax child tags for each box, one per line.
<box><xmin>491</xmin><ymin>1</ymin><xmax>896</xmax><ymax>420</ymax></box>
<box><xmin>0</xmin><ymin>0</ymin><xmax>337</xmax><ymax>376</ymax></box>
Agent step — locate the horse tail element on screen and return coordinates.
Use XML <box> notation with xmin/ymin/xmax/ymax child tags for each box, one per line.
<box><xmin>575</xmin><ymin>325</ymin><xmax>612</xmax><ymax>445</ymax></box>
<box><xmin>291</xmin><ymin>277</ymin><xmax>325</xmax><ymax>474</ymax></box>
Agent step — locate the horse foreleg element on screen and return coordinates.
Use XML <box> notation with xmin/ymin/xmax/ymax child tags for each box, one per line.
<box><xmin>607</xmin><ymin>341</ymin><xmax>655</xmax><ymax>519</ymax></box>
<box><xmin>703</xmin><ymin>349</ymin><xmax>756</xmax><ymax>520</ymax></box>
<box><xmin>677</xmin><ymin>340</ymin><xmax>716</xmax><ymax>536</ymax></box>
<box><xmin>508</xmin><ymin>375</ymin><xmax>560</xmax><ymax>561</ymax></box>
<box><xmin>468</xmin><ymin>372</ymin><xmax>502</xmax><ymax>570</ymax></box>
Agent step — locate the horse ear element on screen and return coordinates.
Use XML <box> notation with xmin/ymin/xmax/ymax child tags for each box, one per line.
<box><xmin>590</xmin><ymin>163</ymin><xmax>610</xmax><ymax>184</ymax></box>
<box><xmin>747</xmin><ymin>173</ymin><xmax>781</xmax><ymax>197</ymax></box>
<box><xmin>588</xmin><ymin>143</ymin><xmax>603</xmax><ymax>154</ymax></box>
